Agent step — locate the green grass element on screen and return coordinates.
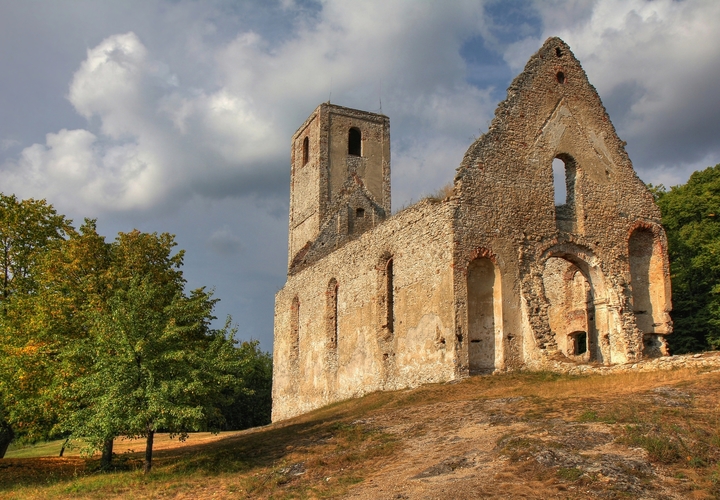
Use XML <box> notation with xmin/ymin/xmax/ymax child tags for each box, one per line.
<box><xmin>557</xmin><ymin>467</ymin><xmax>584</xmax><ymax>481</ymax></box>
<box><xmin>6</xmin><ymin>439</ymin><xmax>67</xmax><ymax>459</ymax></box>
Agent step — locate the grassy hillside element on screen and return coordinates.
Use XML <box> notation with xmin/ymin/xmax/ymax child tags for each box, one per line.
<box><xmin>3</xmin><ymin>359</ymin><xmax>720</xmax><ymax>499</ymax></box>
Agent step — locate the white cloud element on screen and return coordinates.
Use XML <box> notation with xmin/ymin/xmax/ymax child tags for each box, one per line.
<box><xmin>1</xmin><ymin>2</ymin><xmax>502</xmax><ymax>216</ymax></box>
<box><xmin>0</xmin><ymin>128</ymin><xmax>155</xmax><ymax>212</ymax></box>
<box><xmin>0</xmin><ymin>31</ymin><xmax>278</xmax><ymax>212</ymax></box>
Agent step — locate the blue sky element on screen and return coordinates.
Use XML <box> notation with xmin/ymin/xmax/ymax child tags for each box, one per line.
<box><xmin>1</xmin><ymin>0</ymin><xmax>719</xmax><ymax>351</ymax></box>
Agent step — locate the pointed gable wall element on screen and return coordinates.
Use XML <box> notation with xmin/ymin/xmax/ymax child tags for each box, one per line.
<box><xmin>455</xmin><ymin>37</ymin><xmax>660</xmax><ymax>240</ymax></box>
<box><xmin>452</xmin><ymin>37</ymin><xmax>671</xmax><ymax>370</ymax></box>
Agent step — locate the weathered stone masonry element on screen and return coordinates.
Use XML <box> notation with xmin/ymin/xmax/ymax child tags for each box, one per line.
<box><xmin>272</xmin><ymin>37</ymin><xmax>673</xmax><ymax>422</ymax></box>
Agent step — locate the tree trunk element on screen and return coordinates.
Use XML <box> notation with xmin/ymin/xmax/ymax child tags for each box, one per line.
<box><xmin>0</xmin><ymin>420</ymin><xmax>14</xmax><ymax>458</ymax></box>
<box><xmin>100</xmin><ymin>438</ymin><xmax>114</xmax><ymax>469</ymax></box>
<box><xmin>59</xmin><ymin>437</ymin><xmax>69</xmax><ymax>457</ymax></box>
<box><xmin>144</xmin><ymin>428</ymin><xmax>154</xmax><ymax>474</ymax></box>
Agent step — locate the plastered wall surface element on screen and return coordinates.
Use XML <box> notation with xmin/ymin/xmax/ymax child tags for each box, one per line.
<box><xmin>273</xmin><ymin>38</ymin><xmax>673</xmax><ymax>422</ymax></box>
<box><xmin>274</xmin><ymin>201</ymin><xmax>456</xmax><ymax>421</ymax></box>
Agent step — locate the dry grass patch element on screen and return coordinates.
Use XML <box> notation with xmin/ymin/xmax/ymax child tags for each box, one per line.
<box><xmin>4</xmin><ymin>367</ymin><xmax>720</xmax><ymax>499</ymax></box>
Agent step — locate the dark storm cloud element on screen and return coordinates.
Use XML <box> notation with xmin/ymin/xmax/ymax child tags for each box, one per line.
<box><xmin>524</xmin><ymin>0</ymin><xmax>720</xmax><ymax>185</ymax></box>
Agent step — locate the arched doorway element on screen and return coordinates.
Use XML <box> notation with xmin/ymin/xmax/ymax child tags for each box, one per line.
<box><xmin>467</xmin><ymin>257</ymin><xmax>503</xmax><ymax>372</ymax></box>
<box><xmin>543</xmin><ymin>257</ymin><xmax>596</xmax><ymax>361</ymax></box>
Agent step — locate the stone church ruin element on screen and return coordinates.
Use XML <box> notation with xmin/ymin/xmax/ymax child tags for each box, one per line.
<box><xmin>272</xmin><ymin>37</ymin><xmax>672</xmax><ymax>421</ymax></box>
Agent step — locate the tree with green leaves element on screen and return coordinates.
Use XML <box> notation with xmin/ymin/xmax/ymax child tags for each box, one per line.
<box><xmin>219</xmin><ymin>340</ymin><xmax>272</xmax><ymax>430</ymax></box>
<box><xmin>652</xmin><ymin>164</ymin><xmax>720</xmax><ymax>352</ymax></box>
<box><xmin>60</xmin><ymin>230</ymin><xmax>249</xmax><ymax>472</ymax></box>
<box><xmin>0</xmin><ymin>194</ymin><xmax>71</xmax><ymax>457</ymax></box>
<box><xmin>0</xmin><ymin>198</ymin><xmax>263</xmax><ymax>470</ymax></box>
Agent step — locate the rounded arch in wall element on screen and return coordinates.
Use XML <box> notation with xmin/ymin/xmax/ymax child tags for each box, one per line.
<box><xmin>464</xmin><ymin>247</ymin><xmax>504</xmax><ymax>373</ymax></box>
<box><xmin>626</xmin><ymin>221</ymin><xmax>671</xmax><ymax>335</ymax></box>
<box><xmin>539</xmin><ymin>242</ymin><xmax>622</xmax><ymax>364</ymax></box>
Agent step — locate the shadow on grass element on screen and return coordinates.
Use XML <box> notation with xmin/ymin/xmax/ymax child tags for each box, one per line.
<box><xmin>0</xmin><ymin>415</ymin><xmax>344</xmax><ymax>493</ymax></box>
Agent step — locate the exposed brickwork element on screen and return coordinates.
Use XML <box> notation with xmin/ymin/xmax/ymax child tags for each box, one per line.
<box><xmin>272</xmin><ymin>38</ymin><xmax>672</xmax><ymax>422</ymax></box>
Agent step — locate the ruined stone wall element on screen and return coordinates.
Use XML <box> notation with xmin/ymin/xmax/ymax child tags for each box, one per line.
<box><xmin>453</xmin><ymin>38</ymin><xmax>672</xmax><ymax>370</ymax></box>
<box><xmin>273</xmin><ymin>200</ymin><xmax>457</xmax><ymax>421</ymax></box>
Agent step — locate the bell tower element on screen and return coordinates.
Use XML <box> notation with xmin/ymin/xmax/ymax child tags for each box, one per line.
<box><xmin>287</xmin><ymin>103</ymin><xmax>390</xmax><ymax>269</ymax></box>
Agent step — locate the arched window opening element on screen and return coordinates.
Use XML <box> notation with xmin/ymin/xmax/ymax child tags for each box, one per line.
<box><xmin>290</xmin><ymin>296</ymin><xmax>300</xmax><ymax>360</ymax></box>
<box><xmin>348</xmin><ymin>127</ymin><xmax>362</xmax><ymax>156</ymax></box>
<box><xmin>467</xmin><ymin>257</ymin><xmax>502</xmax><ymax>373</ymax></box>
<box><xmin>385</xmin><ymin>258</ymin><xmax>394</xmax><ymax>333</ymax></box>
<box><xmin>327</xmin><ymin>279</ymin><xmax>339</xmax><ymax>348</ymax></box>
<box><xmin>629</xmin><ymin>228</ymin><xmax>668</xmax><ymax>334</ymax></box>
<box><xmin>553</xmin><ymin>154</ymin><xmax>577</xmax><ymax>230</ymax></box>
<box><xmin>302</xmin><ymin>136</ymin><xmax>309</xmax><ymax>165</ymax></box>
<box><xmin>552</xmin><ymin>158</ymin><xmax>567</xmax><ymax>206</ymax></box>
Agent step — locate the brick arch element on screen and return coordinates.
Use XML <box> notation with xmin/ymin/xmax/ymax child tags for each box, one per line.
<box><xmin>463</xmin><ymin>247</ymin><xmax>499</xmax><ymax>275</ymax></box>
<box><xmin>376</xmin><ymin>250</ymin><xmax>393</xmax><ymax>270</ymax></box>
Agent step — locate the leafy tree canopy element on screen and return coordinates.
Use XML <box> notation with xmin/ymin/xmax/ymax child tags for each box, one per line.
<box><xmin>0</xmin><ymin>195</ymin><xmax>272</xmax><ymax>470</ymax></box>
<box><xmin>652</xmin><ymin>164</ymin><xmax>720</xmax><ymax>352</ymax></box>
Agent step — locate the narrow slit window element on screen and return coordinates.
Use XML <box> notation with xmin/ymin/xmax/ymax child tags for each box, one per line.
<box><xmin>327</xmin><ymin>279</ymin><xmax>339</xmax><ymax>347</ymax></box>
<box><xmin>334</xmin><ymin>285</ymin><xmax>339</xmax><ymax>345</ymax></box>
<box><xmin>386</xmin><ymin>258</ymin><xmax>394</xmax><ymax>333</ymax></box>
<box><xmin>348</xmin><ymin>127</ymin><xmax>361</xmax><ymax>156</ymax></box>
<box><xmin>290</xmin><ymin>296</ymin><xmax>300</xmax><ymax>360</ymax></box>
<box><xmin>302</xmin><ymin>136</ymin><xmax>309</xmax><ymax>165</ymax></box>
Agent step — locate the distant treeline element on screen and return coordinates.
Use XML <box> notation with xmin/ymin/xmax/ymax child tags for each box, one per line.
<box><xmin>0</xmin><ymin>194</ymin><xmax>271</xmax><ymax>473</ymax></box>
